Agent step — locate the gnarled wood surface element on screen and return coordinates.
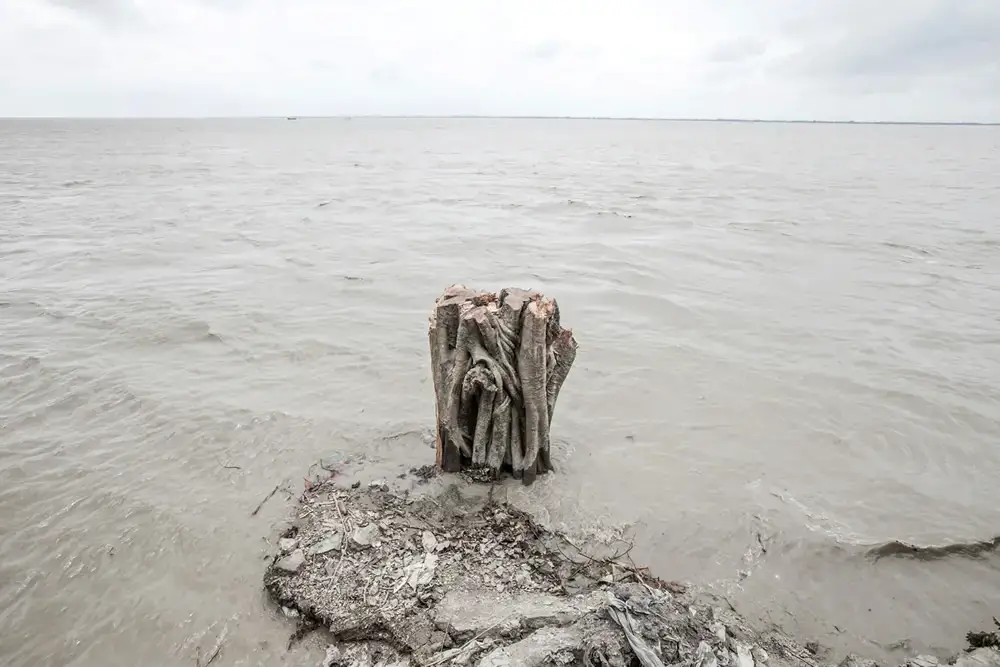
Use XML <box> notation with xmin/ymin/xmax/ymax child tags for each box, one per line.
<box><xmin>428</xmin><ymin>285</ymin><xmax>578</xmax><ymax>484</ymax></box>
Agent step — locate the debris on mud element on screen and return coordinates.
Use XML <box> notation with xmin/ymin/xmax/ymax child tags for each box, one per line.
<box><xmin>409</xmin><ymin>465</ymin><xmax>440</xmax><ymax>482</ymax></box>
<box><xmin>967</xmin><ymin>618</ymin><xmax>1000</xmax><ymax>650</ymax></box>
<box><xmin>263</xmin><ymin>474</ymin><xmax>1000</xmax><ymax>667</ymax></box>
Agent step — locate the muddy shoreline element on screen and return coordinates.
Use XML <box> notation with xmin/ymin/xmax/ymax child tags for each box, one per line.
<box><xmin>263</xmin><ymin>469</ymin><xmax>1000</xmax><ymax>667</ymax></box>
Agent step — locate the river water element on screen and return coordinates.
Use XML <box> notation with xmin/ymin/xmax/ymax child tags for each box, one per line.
<box><xmin>1</xmin><ymin>118</ymin><xmax>999</xmax><ymax>667</ymax></box>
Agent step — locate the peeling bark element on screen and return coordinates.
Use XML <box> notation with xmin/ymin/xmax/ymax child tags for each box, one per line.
<box><xmin>510</xmin><ymin>410</ymin><xmax>524</xmax><ymax>480</ymax></box>
<box><xmin>428</xmin><ymin>286</ymin><xmax>577</xmax><ymax>485</ymax></box>
<box><xmin>546</xmin><ymin>328</ymin><xmax>578</xmax><ymax>425</ymax></box>
<box><xmin>518</xmin><ymin>298</ymin><xmax>551</xmax><ymax>485</ymax></box>
<box><xmin>442</xmin><ymin>308</ymin><xmax>476</xmax><ymax>471</ymax></box>
<box><xmin>489</xmin><ymin>394</ymin><xmax>511</xmax><ymax>472</ymax></box>
<box><xmin>429</xmin><ymin>285</ymin><xmax>477</xmax><ymax>470</ymax></box>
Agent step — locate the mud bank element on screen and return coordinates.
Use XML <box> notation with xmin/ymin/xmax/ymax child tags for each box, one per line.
<box><xmin>263</xmin><ymin>472</ymin><xmax>1000</xmax><ymax>667</ymax></box>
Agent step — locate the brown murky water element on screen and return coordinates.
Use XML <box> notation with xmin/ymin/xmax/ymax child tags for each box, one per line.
<box><xmin>2</xmin><ymin>118</ymin><xmax>999</xmax><ymax>666</ymax></box>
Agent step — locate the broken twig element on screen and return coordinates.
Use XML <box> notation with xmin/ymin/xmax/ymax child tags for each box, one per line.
<box><xmin>195</xmin><ymin>627</ymin><xmax>227</xmax><ymax>667</ymax></box>
<box><xmin>251</xmin><ymin>484</ymin><xmax>280</xmax><ymax>517</ymax></box>
<box><xmin>332</xmin><ymin>494</ymin><xmax>349</xmax><ymax>579</ymax></box>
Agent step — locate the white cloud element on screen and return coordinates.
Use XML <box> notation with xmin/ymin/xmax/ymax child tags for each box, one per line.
<box><xmin>1</xmin><ymin>0</ymin><xmax>998</xmax><ymax>121</ymax></box>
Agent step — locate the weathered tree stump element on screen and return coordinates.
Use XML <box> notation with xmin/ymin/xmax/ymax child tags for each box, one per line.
<box><xmin>428</xmin><ymin>285</ymin><xmax>578</xmax><ymax>485</ymax></box>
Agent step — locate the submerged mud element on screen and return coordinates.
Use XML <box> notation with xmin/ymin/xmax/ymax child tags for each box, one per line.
<box><xmin>263</xmin><ymin>470</ymin><xmax>1000</xmax><ymax>667</ymax></box>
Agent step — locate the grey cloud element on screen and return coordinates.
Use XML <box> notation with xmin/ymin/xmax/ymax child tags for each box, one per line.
<box><xmin>707</xmin><ymin>36</ymin><xmax>768</xmax><ymax>63</ymax></box>
<box><xmin>777</xmin><ymin>1</ymin><xmax>1000</xmax><ymax>85</ymax></box>
<box><xmin>4</xmin><ymin>0</ymin><xmax>999</xmax><ymax>120</ymax></box>
<box><xmin>308</xmin><ymin>59</ymin><xmax>339</xmax><ymax>72</ymax></box>
<box><xmin>528</xmin><ymin>41</ymin><xmax>563</xmax><ymax>61</ymax></box>
<box><xmin>45</xmin><ymin>0</ymin><xmax>138</xmax><ymax>23</ymax></box>
<box><xmin>523</xmin><ymin>41</ymin><xmax>602</xmax><ymax>64</ymax></box>
<box><xmin>369</xmin><ymin>66</ymin><xmax>402</xmax><ymax>86</ymax></box>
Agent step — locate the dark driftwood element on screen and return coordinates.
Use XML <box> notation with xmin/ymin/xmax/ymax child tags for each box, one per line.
<box><xmin>428</xmin><ymin>285</ymin><xmax>578</xmax><ymax>484</ymax></box>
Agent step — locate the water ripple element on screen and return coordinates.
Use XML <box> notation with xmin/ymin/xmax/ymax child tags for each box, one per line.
<box><xmin>1</xmin><ymin>118</ymin><xmax>999</xmax><ymax>666</ymax></box>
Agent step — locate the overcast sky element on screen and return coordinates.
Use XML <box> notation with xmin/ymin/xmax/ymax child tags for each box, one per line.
<box><xmin>2</xmin><ymin>0</ymin><xmax>999</xmax><ymax>121</ymax></box>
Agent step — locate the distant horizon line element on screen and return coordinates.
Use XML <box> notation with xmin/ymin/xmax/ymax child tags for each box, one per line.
<box><xmin>2</xmin><ymin>115</ymin><xmax>998</xmax><ymax>126</ymax></box>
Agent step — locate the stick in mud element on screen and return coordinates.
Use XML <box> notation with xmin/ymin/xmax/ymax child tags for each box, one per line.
<box><xmin>251</xmin><ymin>484</ymin><xmax>279</xmax><ymax>517</ymax></box>
<box><xmin>195</xmin><ymin>627</ymin><xmax>227</xmax><ymax>667</ymax></box>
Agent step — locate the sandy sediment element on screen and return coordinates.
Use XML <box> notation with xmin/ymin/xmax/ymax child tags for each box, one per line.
<box><xmin>263</xmin><ymin>470</ymin><xmax>1000</xmax><ymax>667</ymax></box>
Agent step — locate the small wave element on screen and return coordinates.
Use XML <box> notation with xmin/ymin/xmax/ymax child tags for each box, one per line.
<box><xmin>0</xmin><ymin>299</ymin><xmax>120</xmax><ymax>332</ymax></box>
<box><xmin>0</xmin><ymin>355</ymin><xmax>149</xmax><ymax>435</ymax></box>
<box><xmin>883</xmin><ymin>241</ymin><xmax>933</xmax><ymax>256</ymax></box>
<box><xmin>866</xmin><ymin>536</ymin><xmax>1000</xmax><ymax>562</ymax></box>
<box><xmin>143</xmin><ymin>319</ymin><xmax>226</xmax><ymax>346</ymax></box>
<box><xmin>769</xmin><ymin>490</ymin><xmax>1000</xmax><ymax>565</ymax></box>
<box><xmin>0</xmin><ymin>354</ymin><xmax>43</xmax><ymax>377</ymax></box>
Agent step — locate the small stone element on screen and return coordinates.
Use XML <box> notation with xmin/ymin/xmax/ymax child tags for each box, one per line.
<box><xmin>479</xmin><ymin>626</ymin><xmax>583</xmax><ymax>667</ymax></box>
<box><xmin>278</xmin><ymin>538</ymin><xmax>298</xmax><ymax>553</ymax></box>
<box><xmin>369</xmin><ymin>479</ymin><xmax>389</xmax><ymax>491</ymax></box>
<box><xmin>400</xmin><ymin>552</ymin><xmax>439</xmax><ymax>590</ymax></box>
<box><xmin>276</xmin><ymin>549</ymin><xmax>305</xmax><ymax>573</ymax></box>
<box><xmin>696</xmin><ymin>641</ymin><xmax>719</xmax><ymax>667</ymax></box>
<box><xmin>734</xmin><ymin>641</ymin><xmax>755</xmax><ymax>667</ymax></box>
<box><xmin>710</xmin><ymin>621</ymin><xmax>727</xmax><ymax>643</ymax></box>
<box><xmin>911</xmin><ymin>658</ymin><xmax>941</xmax><ymax>667</ymax></box>
<box><xmin>839</xmin><ymin>656</ymin><xmax>879</xmax><ymax>667</ymax></box>
<box><xmin>281</xmin><ymin>606</ymin><xmax>299</xmax><ymax>618</ymax></box>
<box><xmin>554</xmin><ymin>649</ymin><xmax>575</xmax><ymax>665</ymax></box>
<box><xmin>309</xmin><ymin>533</ymin><xmax>343</xmax><ymax>555</ymax></box>
<box><xmin>422</xmin><ymin>531</ymin><xmax>438</xmax><ymax>552</ymax></box>
<box><xmin>436</xmin><ymin>540</ymin><xmax>451</xmax><ymax>552</ymax></box>
<box><xmin>751</xmin><ymin>647</ymin><xmax>769</xmax><ymax>665</ymax></box>
<box><xmin>351</xmin><ymin>524</ymin><xmax>380</xmax><ymax>549</ymax></box>
<box><xmin>954</xmin><ymin>649</ymin><xmax>1000</xmax><ymax>667</ymax></box>
<box><xmin>322</xmin><ymin>644</ymin><xmax>343</xmax><ymax>667</ymax></box>
<box><xmin>666</xmin><ymin>580</ymin><xmax>688</xmax><ymax>595</ymax></box>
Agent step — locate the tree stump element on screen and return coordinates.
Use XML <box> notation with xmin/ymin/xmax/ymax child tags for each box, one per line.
<box><xmin>428</xmin><ymin>285</ymin><xmax>578</xmax><ymax>485</ymax></box>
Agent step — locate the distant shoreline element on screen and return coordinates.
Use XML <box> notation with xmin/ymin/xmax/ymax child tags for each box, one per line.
<box><xmin>1</xmin><ymin>115</ymin><xmax>998</xmax><ymax>126</ymax></box>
